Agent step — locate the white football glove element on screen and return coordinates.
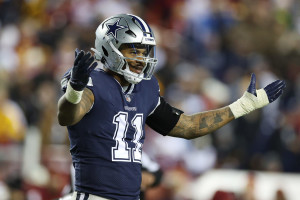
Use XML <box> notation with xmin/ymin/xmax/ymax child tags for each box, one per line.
<box><xmin>229</xmin><ymin>73</ymin><xmax>286</xmax><ymax>118</ymax></box>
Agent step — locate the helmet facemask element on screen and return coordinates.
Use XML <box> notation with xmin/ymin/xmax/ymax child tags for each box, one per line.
<box><xmin>117</xmin><ymin>43</ymin><xmax>157</xmax><ymax>84</ymax></box>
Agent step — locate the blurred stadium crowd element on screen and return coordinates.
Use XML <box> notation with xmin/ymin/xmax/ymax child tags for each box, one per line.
<box><xmin>0</xmin><ymin>0</ymin><xmax>300</xmax><ymax>199</ymax></box>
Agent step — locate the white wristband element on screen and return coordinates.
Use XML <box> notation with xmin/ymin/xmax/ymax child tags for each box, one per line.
<box><xmin>65</xmin><ymin>81</ymin><xmax>83</xmax><ymax>104</ymax></box>
<box><xmin>229</xmin><ymin>89</ymin><xmax>269</xmax><ymax>118</ymax></box>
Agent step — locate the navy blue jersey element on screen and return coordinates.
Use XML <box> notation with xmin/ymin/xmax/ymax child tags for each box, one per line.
<box><xmin>67</xmin><ymin>69</ymin><xmax>160</xmax><ymax>200</ymax></box>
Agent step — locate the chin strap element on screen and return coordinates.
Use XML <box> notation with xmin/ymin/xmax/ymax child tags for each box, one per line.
<box><xmin>123</xmin><ymin>63</ymin><xmax>144</xmax><ymax>84</ymax></box>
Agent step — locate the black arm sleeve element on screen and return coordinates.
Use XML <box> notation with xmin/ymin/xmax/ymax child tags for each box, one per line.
<box><xmin>146</xmin><ymin>96</ymin><xmax>184</xmax><ymax>136</ymax></box>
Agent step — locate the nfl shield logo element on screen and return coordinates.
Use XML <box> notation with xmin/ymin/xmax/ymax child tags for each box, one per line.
<box><xmin>125</xmin><ymin>95</ymin><xmax>131</xmax><ymax>102</ymax></box>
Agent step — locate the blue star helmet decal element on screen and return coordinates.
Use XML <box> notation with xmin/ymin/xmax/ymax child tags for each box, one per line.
<box><xmin>105</xmin><ymin>19</ymin><xmax>127</xmax><ymax>39</ymax></box>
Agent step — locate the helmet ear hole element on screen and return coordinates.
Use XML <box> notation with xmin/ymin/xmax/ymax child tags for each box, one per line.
<box><xmin>102</xmin><ymin>46</ymin><xmax>108</xmax><ymax>57</ymax></box>
<box><xmin>100</xmin><ymin>57</ymin><xmax>106</xmax><ymax>64</ymax></box>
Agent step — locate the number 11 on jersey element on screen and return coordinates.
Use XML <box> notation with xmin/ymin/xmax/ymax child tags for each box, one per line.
<box><xmin>112</xmin><ymin>112</ymin><xmax>143</xmax><ymax>163</ymax></box>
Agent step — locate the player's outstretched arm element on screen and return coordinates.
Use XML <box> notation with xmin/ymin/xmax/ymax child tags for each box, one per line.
<box><xmin>168</xmin><ymin>74</ymin><xmax>286</xmax><ymax>139</ymax></box>
<box><xmin>57</xmin><ymin>49</ymin><xmax>97</xmax><ymax>126</ymax></box>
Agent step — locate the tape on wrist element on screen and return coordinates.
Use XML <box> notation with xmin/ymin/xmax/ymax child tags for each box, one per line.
<box><xmin>65</xmin><ymin>81</ymin><xmax>83</xmax><ymax>104</ymax></box>
<box><xmin>229</xmin><ymin>99</ymin><xmax>246</xmax><ymax>119</ymax></box>
<box><xmin>229</xmin><ymin>89</ymin><xmax>269</xmax><ymax>119</ymax></box>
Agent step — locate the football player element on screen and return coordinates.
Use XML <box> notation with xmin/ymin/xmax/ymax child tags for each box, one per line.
<box><xmin>57</xmin><ymin>14</ymin><xmax>286</xmax><ymax>200</ymax></box>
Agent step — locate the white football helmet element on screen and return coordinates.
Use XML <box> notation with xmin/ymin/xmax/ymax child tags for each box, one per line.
<box><xmin>91</xmin><ymin>14</ymin><xmax>158</xmax><ymax>84</ymax></box>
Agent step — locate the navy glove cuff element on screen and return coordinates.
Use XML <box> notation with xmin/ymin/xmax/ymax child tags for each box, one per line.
<box><xmin>69</xmin><ymin>79</ymin><xmax>88</xmax><ymax>91</ymax></box>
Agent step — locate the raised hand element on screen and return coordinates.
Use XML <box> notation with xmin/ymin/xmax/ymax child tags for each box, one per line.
<box><xmin>69</xmin><ymin>48</ymin><xmax>98</xmax><ymax>91</ymax></box>
<box><xmin>264</xmin><ymin>79</ymin><xmax>286</xmax><ymax>103</ymax></box>
<box><xmin>247</xmin><ymin>73</ymin><xmax>286</xmax><ymax>103</ymax></box>
<box><xmin>229</xmin><ymin>73</ymin><xmax>286</xmax><ymax>118</ymax></box>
